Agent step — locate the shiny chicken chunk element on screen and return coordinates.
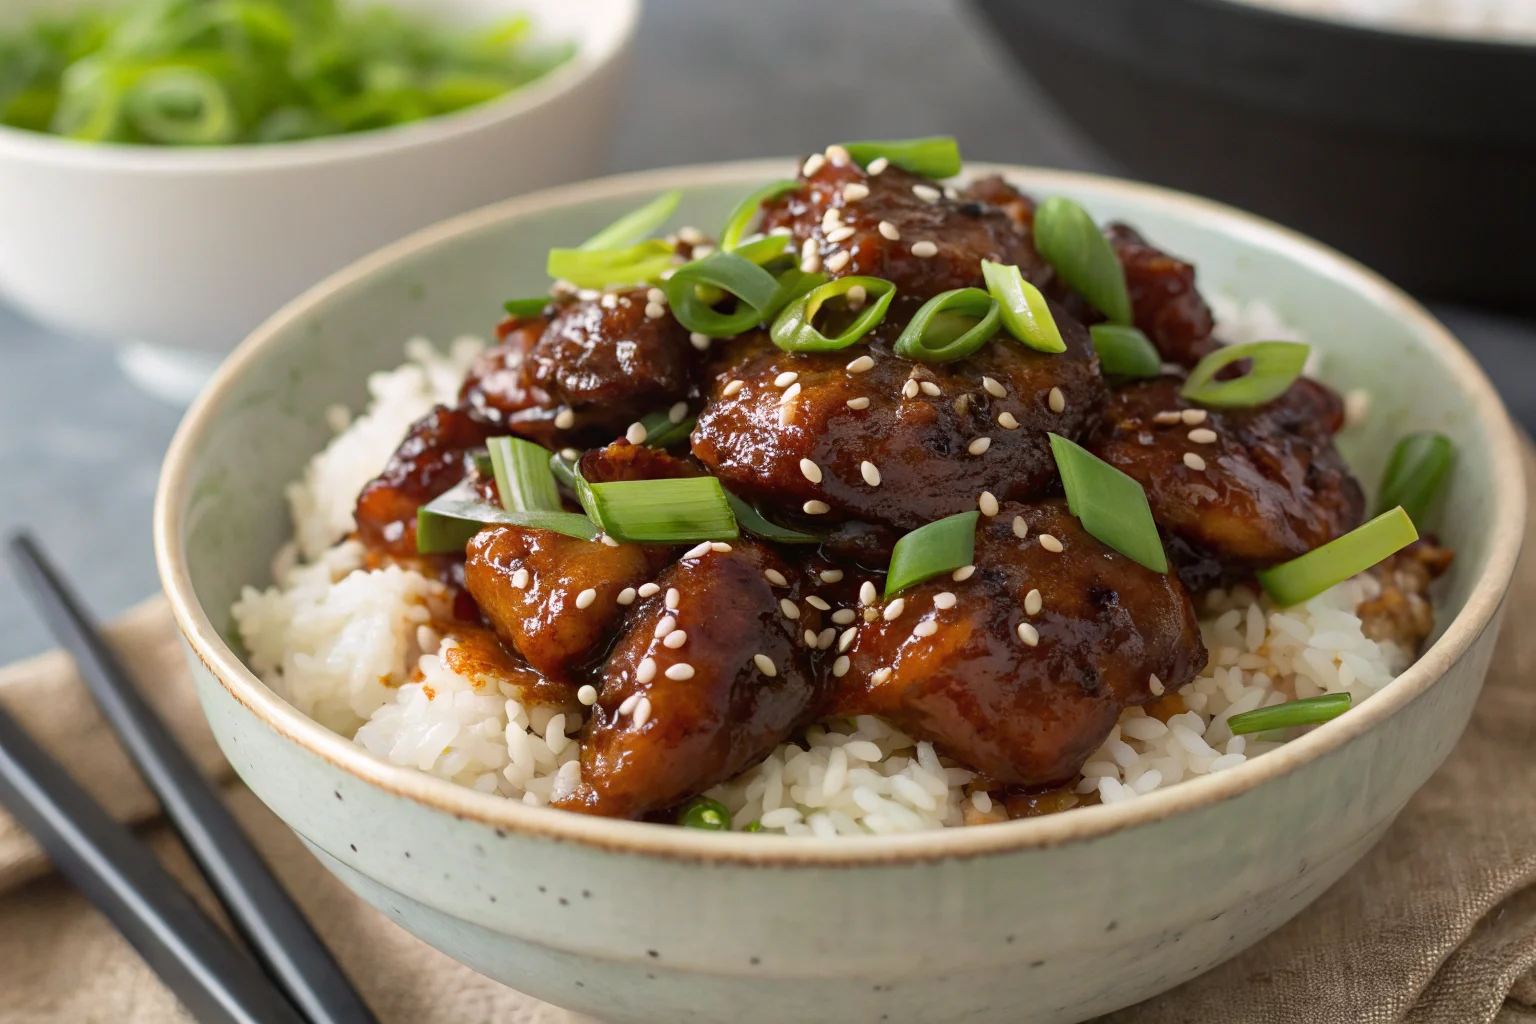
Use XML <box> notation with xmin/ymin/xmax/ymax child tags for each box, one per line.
<box><xmin>556</xmin><ymin>541</ymin><xmax>825</xmax><ymax>819</ymax></box>
<box><xmin>1106</xmin><ymin>224</ymin><xmax>1219</xmax><ymax>368</ymax></box>
<box><xmin>833</xmin><ymin>500</ymin><xmax>1205</xmax><ymax>787</ymax></box>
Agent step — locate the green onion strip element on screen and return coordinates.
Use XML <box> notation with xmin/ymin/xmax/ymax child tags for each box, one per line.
<box><xmin>665</xmin><ymin>251</ymin><xmax>784</xmax><ymax>338</ymax></box>
<box><xmin>1049</xmin><ymin>433</ymin><xmax>1168</xmax><ymax>573</ymax></box>
<box><xmin>1180</xmin><ymin>341</ymin><xmax>1310</xmax><ymax>407</ymax></box>
<box><xmin>1256</xmin><ymin>507</ymin><xmax>1418</xmax><ymax>607</ymax></box>
<box><xmin>1032</xmin><ymin>197</ymin><xmax>1133</xmax><ymax>326</ymax></box>
<box><xmin>416</xmin><ymin>482</ymin><xmax>598</xmax><ymax>554</ymax></box>
<box><xmin>1227</xmin><ymin>693</ymin><xmax>1352</xmax><ymax>736</ymax></box>
<box><xmin>546</xmin><ymin>240</ymin><xmax>676</xmax><ymax>289</ymax></box>
<box><xmin>719</xmin><ymin>180</ymin><xmax>799</xmax><ymax>252</ymax></box>
<box><xmin>502</xmin><ymin>297</ymin><xmax>548</xmax><ymax>320</ymax></box>
<box><xmin>981</xmin><ymin>260</ymin><xmax>1065</xmax><ymax>354</ymax></box>
<box><xmin>580</xmin><ymin>476</ymin><xmax>740</xmax><ymax>545</ymax></box>
<box><xmin>724</xmin><ymin>492</ymin><xmax>820</xmax><ymax>544</ymax></box>
<box><xmin>579</xmin><ymin>190</ymin><xmax>681</xmax><ymax>251</ymax></box>
<box><xmin>487</xmin><ymin>436</ymin><xmax>561</xmax><ymax>513</ymax></box>
<box><xmin>770</xmin><ymin>276</ymin><xmax>896</xmax><ymax>353</ymax></box>
<box><xmin>1089</xmin><ymin>324</ymin><xmax>1162</xmax><ymax>378</ymax></box>
<box><xmin>840</xmin><ymin>136</ymin><xmax>962</xmax><ymax>178</ymax></box>
<box><xmin>637</xmin><ymin>407</ymin><xmax>696</xmax><ymax>449</ymax></box>
<box><xmin>1375</xmin><ymin>432</ymin><xmax>1456</xmax><ymax>526</ymax></box>
<box><xmin>894</xmin><ymin>288</ymin><xmax>1001</xmax><ymax>364</ymax></box>
<box><xmin>885</xmin><ymin>511</ymin><xmax>980</xmax><ymax>597</ymax></box>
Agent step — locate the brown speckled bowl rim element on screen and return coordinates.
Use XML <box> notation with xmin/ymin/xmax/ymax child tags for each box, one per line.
<box><xmin>154</xmin><ymin>159</ymin><xmax>1526</xmax><ymax>866</ymax></box>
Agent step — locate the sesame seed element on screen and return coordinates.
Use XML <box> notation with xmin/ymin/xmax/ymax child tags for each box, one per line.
<box><xmin>884</xmin><ymin>598</ymin><xmax>906</xmax><ymax>621</ymax></box>
<box><xmin>846</xmin><ymin>397</ymin><xmax>871</xmax><ymax>410</ymax></box>
<box><xmin>619</xmin><ymin>692</ymin><xmax>641</xmax><ymax>715</ymax></box>
<box><xmin>847</xmin><ymin>354</ymin><xmax>875</xmax><ymax>373</ymax></box>
<box><xmin>577</xmin><ymin>684</ymin><xmax>598</xmax><ymax>706</ymax></box>
<box><xmin>979</xmin><ymin>491</ymin><xmax>999</xmax><ymax>516</ymax></box>
<box><xmin>864</xmin><ymin>608</ymin><xmax>879</xmax><ymax>622</ymax></box>
<box><xmin>764</xmin><ymin>568</ymin><xmax>788</xmax><ymax>586</ymax></box>
<box><xmin>663</xmin><ymin>630</ymin><xmax>687</xmax><ymax>649</ymax></box>
<box><xmin>781</xmin><ymin>382</ymin><xmax>802</xmax><ymax>404</ymax></box>
<box><xmin>638</xmin><ymin>583</ymin><xmax>660</xmax><ymax>598</ymax></box>
<box><xmin>780</xmin><ymin>599</ymin><xmax>800</xmax><ymax>619</ymax></box>
<box><xmin>838</xmin><ymin>627</ymin><xmax>857</xmax><ymax>651</ymax></box>
<box><xmin>803</xmin><ymin>500</ymin><xmax>830</xmax><ymax>514</ymax></box>
<box><xmin>722</xmin><ymin>379</ymin><xmax>745</xmax><ymax>397</ymax></box>
<box><xmin>826</xmin><ymin>225</ymin><xmax>856</xmax><ymax>245</ymax></box>
<box><xmin>690</xmin><ymin>332</ymin><xmax>711</xmax><ymax>351</ymax></box>
<box><xmin>1039</xmin><ymin>534</ymin><xmax>1063</xmax><ymax>553</ymax></box>
<box><xmin>512</xmin><ymin>568</ymin><xmax>530</xmax><ymax>589</ymax></box>
<box><xmin>617</xmin><ymin>587</ymin><xmax>637</xmax><ymax>605</ymax></box>
<box><xmin>911</xmin><ymin>240</ymin><xmax>939</xmax><ymax>258</ymax></box>
<box><xmin>710</xmin><ymin>542</ymin><xmax>732</xmax><ymax>553</ymax></box>
<box><xmin>683</xmin><ymin>542</ymin><xmax>712</xmax><ymax>559</ymax></box>
<box><xmin>803</xmin><ymin>153</ymin><xmax>826</xmax><ymax>177</ymax></box>
<box><xmin>645</xmin><ymin>302</ymin><xmax>667</xmax><ymax>320</ymax></box>
<box><xmin>665</xmin><ymin>587</ymin><xmax>680</xmax><ymax>610</ymax></box>
<box><xmin>560</xmin><ymin>447</ymin><xmax>580</xmax><ymax>461</ymax></box>
<box><xmin>868</xmin><ymin>157</ymin><xmax>889</xmax><ymax>174</ymax></box>
<box><xmin>772</xmin><ymin>371</ymin><xmax>798</xmax><ymax>388</ymax></box>
<box><xmin>554</xmin><ymin>409</ymin><xmax>575</xmax><ymax>430</ymax></box>
<box><xmin>637</xmin><ymin>657</ymin><xmax>657</xmax><ymax>683</ymax></box>
<box><xmin>600</xmin><ymin>534</ymin><xmax>620</xmax><ymax>548</ymax></box>
<box><xmin>1149</xmin><ymin>673</ymin><xmax>1165</xmax><ymax>696</ymax></box>
<box><xmin>754</xmin><ymin>654</ymin><xmax>777</xmax><ymax>676</ymax></box>
<box><xmin>952</xmin><ymin>565</ymin><xmax>975</xmax><ymax>582</ymax></box>
<box><xmin>833</xmin><ymin>655</ymin><xmax>851</xmax><ymax>677</ymax></box>
<box><xmin>626</xmin><ymin>422</ymin><xmax>648</xmax><ymax>445</ymax></box>
<box><xmin>1017</xmin><ymin>622</ymin><xmax>1040</xmax><ymax>647</ymax></box>
<box><xmin>600</xmin><ymin>293</ymin><xmax>619</xmax><ymax>310</ymax></box>
<box><xmin>997</xmin><ymin>412</ymin><xmax>1019</xmax><ymax>430</ymax></box>
<box><xmin>576</xmin><ymin>588</ymin><xmax>597</xmax><ymax>609</ymax></box>
<box><xmin>578</xmin><ymin>288</ymin><xmax>600</xmax><ymax>301</ymax></box>
<box><xmin>843</xmin><ymin>182</ymin><xmax>871</xmax><ymax>202</ymax></box>
<box><xmin>1181</xmin><ymin>409</ymin><xmax>1208</xmax><ymax>425</ymax></box>
<box><xmin>944</xmin><ymin>186</ymin><xmax>960</xmax><ymax>199</ymax></box>
<box><xmin>1344</xmin><ymin>389</ymin><xmax>1371</xmax><ymax>427</ymax></box>
<box><xmin>860</xmin><ymin>582</ymin><xmax>877</xmax><ymax>604</ymax></box>
<box><xmin>1012</xmin><ymin>515</ymin><xmax>1028</xmax><ymax>539</ymax></box>
<box><xmin>821</xmin><ymin>208</ymin><xmax>842</xmax><ymax>232</ymax></box>
<box><xmin>633</xmin><ymin>697</ymin><xmax>653</xmax><ymax>727</ymax></box>
<box><xmin>803</xmin><ymin>629</ymin><xmax>818</xmax><ymax>647</ymax></box>
<box><xmin>968</xmin><ymin>436</ymin><xmax>992</xmax><ymax>456</ymax></box>
<box><xmin>669</xmin><ymin>401</ymin><xmax>689</xmax><ymax>424</ymax></box>
<box><xmin>934</xmin><ymin>591</ymin><xmax>957</xmax><ymax>610</ymax></box>
<box><xmin>825</xmin><ymin>250</ymin><xmax>851</xmax><ymax>273</ymax></box>
<box><xmin>954</xmin><ymin>393</ymin><xmax>971</xmax><ymax>414</ymax></box>
<box><xmin>1153</xmin><ymin>410</ymin><xmax>1182</xmax><ymax>425</ymax></box>
<box><xmin>818</xmin><ymin>627</ymin><xmax>836</xmax><ymax>649</ymax></box>
<box><xmin>1025</xmin><ymin>588</ymin><xmax>1043</xmax><ymax>615</ymax></box>
<box><xmin>860</xmin><ymin>461</ymin><xmax>882</xmax><ymax>486</ymax></box>
<box><xmin>647</xmin><ymin>286</ymin><xmax>667</xmax><ymax>303</ymax></box>
<box><xmin>801</xmin><ymin>255</ymin><xmax>823</xmax><ymax>274</ymax></box>
<box><xmin>832</xmin><ymin>608</ymin><xmax>856</xmax><ymax>625</ymax></box>
<box><xmin>1184</xmin><ymin>452</ymin><xmax>1208</xmax><ymax>471</ymax></box>
<box><xmin>902</xmin><ymin>379</ymin><xmax>920</xmax><ymax>399</ymax></box>
<box><xmin>820</xmin><ymin>568</ymin><xmax>844</xmax><ymax>583</ymax></box>
<box><xmin>913</xmin><ymin>184</ymin><xmax>940</xmax><ymax>202</ymax></box>
<box><xmin>914</xmin><ymin>619</ymin><xmax>938</xmax><ymax>637</ymax></box>
<box><xmin>982</xmin><ymin>376</ymin><xmax>1006</xmax><ymax>398</ymax></box>
<box><xmin>845</xmin><ymin>284</ymin><xmax>867</xmax><ymax>309</ymax></box>
<box><xmin>654</xmin><ymin>616</ymin><xmax>677</xmax><ymax>638</ymax></box>
<box><xmin>1188</xmin><ymin>428</ymin><xmax>1217</xmax><ymax>444</ymax></box>
<box><xmin>665</xmin><ymin>663</ymin><xmax>695</xmax><ymax>681</ymax></box>
<box><xmin>920</xmin><ymin>381</ymin><xmax>942</xmax><ymax>397</ymax></box>
<box><xmin>824</xmin><ymin>144</ymin><xmax>851</xmax><ymax>166</ymax></box>
<box><xmin>806</xmin><ymin>595</ymin><xmax>831</xmax><ymax>611</ymax></box>
<box><xmin>872</xmin><ymin>667</ymin><xmax>894</xmax><ymax>684</ymax></box>
<box><xmin>1048</xmin><ymin>387</ymin><xmax>1066</xmax><ymax>413</ymax></box>
<box><xmin>878</xmin><ymin>220</ymin><xmax>901</xmax><ymax>240</ymax></box>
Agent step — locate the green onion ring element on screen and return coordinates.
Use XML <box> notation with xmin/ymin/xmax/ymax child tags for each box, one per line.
<box><xmin>126</xmin><ymin>66</ymin><xmax>238</xmax><ymax>145</ymax></box>
<box><xmin>677</xmin><ymin>796</ymin><xmax>731</xmax><ymax>829</ymax></box>
<box><xmin>665</xmin><ymin>251</ymin><xmax>783</xmax><ymax>338</ymax></box>
<box><xmin>1227</xmin><ymin>693</ymin><xmax>1352</xmax><ymax>736</ymax></box>
<box><xmin>1256</xmin><ymin>507</ymin><xmax>1418</xmax><ymax>607</ymax></box>
<box><xmin>580</xmin><ymin>190</ymin><xmax>681</xmax><ymax>251</ymax></box>
<box><xmin>840</xmin><ymin>136</ymin><xmax>962</xmax><ymax>179</ymax></box>
<box><xmin>730</xmin><ymin>232</ymin><xmax>796</xmax><ymax>268</ymax></box>
<box><xmin>720</xmin><ymin>180</ymin><xmax>799</xmax><ymax>252</ymax></box>
<box><xmin>894</xmin><ymin>288</ymin><xmax>1001</xmax><ymax>363</ymax></box>
<box><xmin>981</xmin><ymin>260</ymin><xmax>1065</xmax><ymax>354</ymax></box>
<box><xmin>487</xmin><ymin>436</ymin><xmax>561</xmax><ymax>513</ymax></box>
<box><xmin>724</xmin><ymin>492</ymin><xmax>820</xmax><ymax>544</ymax></box>
<box><xmin>885</xmin><ymin>511</ymin><xmax>980</xmax><ymax>597</ymax></box>
<box><xmin>1032</xmin><ymin>197</ymin><xmax>1132</xmax><ymax>326</ymax></box>
<box><xmin>770</xmin><ymin>276</ymin><xmax>896</xmax><ymax>353</ymax></box>
<box><xmin>1089</xmin><ymin>324</ymin><xmax>1162</xmax><ymax>378</ymax></box>
<box><xmin>416</xmin><ymin>483</ymin><xmax>597</xmax><ymax>554</ymax></box>
<box><xmin>1375</xmin><ymin>432</ymin><xmax>1456</xmax><ymax>527</ymax></box>
<box><xmin>546</xmin><ymin>240</ymin><xmax>677</xmax><ymax>289</ymax></box>
<box><xmin>1049</xmin><ymin>433</ymin><xmax>1168</xmax><ymax>573</ymax></box>
<box><xmin>1180</xmin><ymin>341</ymin><xmax>1311</xmax><ymax>407</ymax></box>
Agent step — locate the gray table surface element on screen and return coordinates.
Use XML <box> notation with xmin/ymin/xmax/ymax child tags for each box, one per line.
<box><xmin>2</xmin><ymin>0</ymin><xmax>1533</xmax><ymax>663</ymax></box>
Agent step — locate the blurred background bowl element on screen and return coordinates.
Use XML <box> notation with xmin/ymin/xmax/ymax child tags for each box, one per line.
<box><xmin>966</xmin><ymin>0</ymin><xmax>1536</xmax><ymax>309</ymax></box>
<box><xmin>0</xmin><ymin>0</ymin><xmax>638</xmax><ymax>401</ymax></box>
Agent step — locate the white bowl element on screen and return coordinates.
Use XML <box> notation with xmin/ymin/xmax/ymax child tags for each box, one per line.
<box><xmin>0</xmin><ymin>0</ymin><xmax>637</xmax><ymax>397</ymax></box>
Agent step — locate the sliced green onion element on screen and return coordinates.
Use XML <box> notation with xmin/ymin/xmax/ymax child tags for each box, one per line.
<box><xmin>840</xmin><ymin>136</ymin><xmax>962</xmax><ymax>179</ymax></box>
<box><xmin>1227</xmin><ymin>693</ymin><xmax>1352</xmax><ymax>736</ymax></box>
<box><xmin>488</xmin><ymin>436</ymin><xmax>561</xmax><ymax>513</ymax></box>
<box><xmin>637</xmin><ymin>407</ymin><xmax>696</xmax><ymax>449</ymax></box>
<box><xmin>127</xmin><ymin>67</ymin><xmax>238</xmax><ymax>145</ymax></box>
<box><xmin>981</xmin><ymin>260</ymin><xmax>1065</xmax><ymax>354</ymax></box>
<box><xmin>677</xmin><ymin>796</ymin><xmax>730</xmax><ymax>830</ymax></box>
<box><xmin>731</xmin><ymin>232</ymin><xmax>796</xmax><ymax>268</ymax></box>
<box><xmin>770</xmin><ymin>276</ymin><xmax>896</xmax><ymax>353</ymax></box>
<box><xmin>894</xmin><ymin>288</ymin><xmax>1001</xmax><ymax>364</ymax></box>
<box><xmin>664</xmin><ymin>251</ymin><xmax>783</xmax><ymax>338</ymax></box>
<box><xmin>502</xmin><ymin>296</ymin><xmax>548</xmax><ymax>320</ymax></box>
<box><xmin>472</xmin><ymin>450</ymin><xmax>494</xmax><ymax>478</ymax></box>
<box><xmin>1089</xmin><ymin>324</ymin><xmax>1162</xmax><ymax>378</ymax></box>
<box><xmin>580</xmin><ymin>477</ymin><xmax>739</xmax><ymax>544</ymax></box>
<box><xmin>549</xmin><ymin>450</ymin><xmax>579</xmax><ymax>492</ymax></box>
<box><xmin>1032</xmin><ymin>197</ymin><xmax>1132</xmax><ymax>326</ymax></box>
<box><xmin>579</xmin><ymin>190</ymin><xmax>681</xmax><ymax>251</ymax></box>
<box><xmin>720</xmin><ymin>180</ymin><xmax>798</xmax><ymax>252</ymax></box>
<box><xmin>1376</xmin><ymin>433</ymin><xmax>1456</xmax><ymax>527</ymax></box>
<box><xmin>743</xmin><ymin>820</ymin><xmax>764</xmax><ymax>832</ymax></box>
<box><xmin>1180</xmin><ymin>341</ymin><xmax>1310</xmax><ymax>408</ymax></box>
<box><xmin>1048</xmin><ymin>433</ymin><xmax>1168</xmax><ymax>573</ymax></box>
<box><xmin>417</xmin><ymin>483</ymin><xmax>597</xmax><ymax>554</ymax></box>
<box><xmin>767</xmin><ymin>267</ymin><xmax>827</xmax><ymax>311</ymax></box>
<box><xmin>885</xmin><ymin>512</ymin><xmax>980</xmax><ymax>597</ymax></box>
<box><xmin>546</xmin><ymin>240</ymin><xmax>676</xmax><ymax>289</ymax></box>
<box><xmin>724</xmin><ymin>492</ymin><xmax>820</xmax><ymax>544</ymax></box>
<box><xmin>1256</xmin><ymin>507</ymin><xmax>1418</xmax><ymax>607</ymax></box>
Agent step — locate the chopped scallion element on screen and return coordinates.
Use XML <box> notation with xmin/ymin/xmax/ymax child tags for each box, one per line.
<box><xmin>637</xmin><ymin>408</ymin><xmax>696</xmax><ymax>449</ymax></box>
<box><xmin>1227</xmin><ymin>693</ymin><xmax>1352</xmax><ymax>736</ymax></box>
<box><xmin>546</xmin><ymin>240</ymin><xmax>676</xmax><ymax>289</ymax></box>
<box><xmin>549</xmin><ymin>450</ymin><xmax>579</xmax><ymax>492</ymax></box>
<box><xmin>1048</xmin><ymin>433</ymin><xmax>1168</xmax><ymax>573</ymax></box>
<box><xmin>665</xmin><ymin>251</ymin><xmax>783</xmax><ymax>338</ymax></box>
<box><xmin>1256</xmin><ymin>507</ymin><xmax>1418</xmax><ymax>607</ymax></box>
<box><xmin>770</xmin><ymin>276</ymin><xmax>896</xmax><ymax>353</ymax></box>
<box><xmin>1180</xmin><ymin>341</ymin><xmax>1310</xmax><ymax>407</ymax></box>
<box><xmin>581</xmin><ymin>476</ymin><xmax>739</xmax><ymax>544</ymax></box>
<box><xmin>1032</xmin><ymin>197</ymin><xmax>1132</xmax><ymax>326</ymax></box>
<box><xmin>730</xmin><ymin>232</ymin><xmax>795</xmax><ymax>268</ymax></box>
<box><xmin>840</xmin><ymin>136</ymin><xmax>962</xmax><ymax>179</ymax></box>
<box><xmin>1376</xmin><ymin>432</ymin><xmax>1456</xmax><ymax>527</ymax></box>
<box><xmin>417</xmin><ymin>483</ymin><xmax>597</xmax><ymax>554</ymax></box>
<box><xmin>981</xmin><ymin>260</ymin><xmax>1065</xmax><ymax>354</ymax></box>
<box><xmin>724</xmin><ymin>492</ymin><xmax>820</xmax><ymax>544</ymax></box>
<box><xmin>488</xmin><ymin>436</ymin><xmax>561</xmax><ymax>513</ymax></box>
<box><xmin>720</xmin><ymin>180</ymin><xmax>799</xmax><ymax>252</ymax></box>
<box><xmin>502</xmin><ymin>297</ymin><xmax>548</xmax><ymax>320</ymax></box>
<box><xmin>678</xmin><ymin>796</ymin><xmax>731</xmax><ymax>829</ymax></box>
<box><xmin>1089</xmin><ymin>324</ymin><xmax>1162</xmax><ymax>378</ymax></box>
<box><xmin>893</xmin><ymin>288</ymin><xmax>1001</xmax><ymax>364</ymax></box>
<box><xmin>885</xmin><ymin>511</ymin><xmax>980</xmax><ymax>597</ymax></box>
<box><xmin>580</xmin><ymin>190</ymin><xmax>681</xmax><ymax>251</ymax></box>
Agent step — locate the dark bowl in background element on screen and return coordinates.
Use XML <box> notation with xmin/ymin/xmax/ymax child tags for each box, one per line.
<box><xmin>968</xmin><ymin>0</ymin><xmax>1536</xmax><ymax>309</ymax></box>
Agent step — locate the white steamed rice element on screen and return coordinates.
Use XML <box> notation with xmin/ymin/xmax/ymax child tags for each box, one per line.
<box><xmin>232</xmin><ymin>301</ymin><xmax>1416</xmax><ymax>834</ymax></box>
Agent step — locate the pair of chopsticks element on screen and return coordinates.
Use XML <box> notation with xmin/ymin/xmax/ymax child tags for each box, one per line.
<box><xmin>0</xmin><ymin>533</ymin><xmax>378</xmax><ymax>1024</ymax></box>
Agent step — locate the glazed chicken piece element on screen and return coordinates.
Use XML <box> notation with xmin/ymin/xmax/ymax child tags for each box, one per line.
<box><xmin>1088</xmin><ymin>376</ymin><xmax>1364</xmax><ymax>588</ymax></box>
<box><xmin>1106</xmin><ymin>224</ymin><xmax>1219</xmax><ymax>368</ymax></box>
<box><xmin>832</xmin><ymin>500</ymin><xmax>1205</xmax><ymax>787</ymax></box>
<box><xmin>760</xmin><ymin>156</ymin><xmax>1048</xmax><ymax>303</ymax></box>
<box><xmin>556</xmin><ymin>540</ymin><xmax>825</xmax><ymax>819</ymax></box>
<box><xmin>460</xmin><ymin>288</ymin><xmax>699</xmax><ymax>448</ymax></box>
<box><xmin>354</xmin><ymin>404</ymin><xmax>496</xmax><ymax>559</ymax></box>
<box><xmin>691</xmin><ymin>322</ymin><xmax>1105</xmax><ymax>536</ymax></box>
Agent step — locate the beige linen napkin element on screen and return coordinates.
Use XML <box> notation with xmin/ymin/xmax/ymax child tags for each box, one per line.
<box><xmin>2</xmin><ymin>455</ymin><xmax>1535</xmax><ymax>1023</ymax></box>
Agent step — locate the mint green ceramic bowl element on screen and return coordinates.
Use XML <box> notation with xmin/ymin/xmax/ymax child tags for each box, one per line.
<box><xmin>154</xmin><ymin>161</ymin><xmax>1525</xmax><ymax>1024</ymax></box>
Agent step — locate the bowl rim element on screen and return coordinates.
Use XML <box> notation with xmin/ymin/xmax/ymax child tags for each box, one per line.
<box><xmin>154</xmin><ymin>157</ymin><xmax>1527</xmax><ymax>866</ymax></box>
<box><xmin>1210</xmin><ymin>0</ymin><xmax>1536</xmax><ymax>50</ymax></box>
<box><xmin>0</xmin><ymin>0</ymin><xmax>638</xmax><ymax>173</ymax></box>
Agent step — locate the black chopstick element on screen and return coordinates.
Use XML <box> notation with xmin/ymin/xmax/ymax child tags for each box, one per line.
<box><xmin>8</xmin><ymin>533</ymin><xmax>378</xmax><ymax>1024</ymax></box>
<box><xmin>0</xmin><ymin>701</ymin><xmax>306</xmax><ymax>1024</ymax></box>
